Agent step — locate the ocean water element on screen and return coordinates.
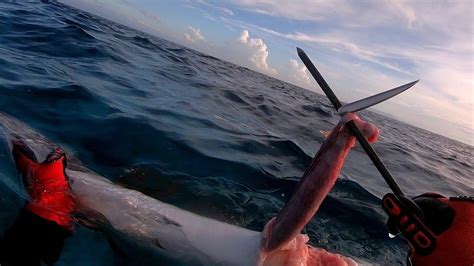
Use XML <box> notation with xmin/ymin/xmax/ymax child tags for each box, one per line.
<box><xmin>0</xmin><ymin>2</ymin><xmax>472</xmax><ymax>265</ymax></box>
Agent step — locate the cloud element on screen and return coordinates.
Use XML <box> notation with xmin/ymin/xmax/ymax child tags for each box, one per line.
<box><xmin>224</xmin><ymin>30</ymin><xmax>277</xmax><ymax>75</ymax></box>
<box><xmin>184</xmin><ymin>26</ymin><xmax>206</xmax><ymax>43</ymax></box>
<box><xmin>198</xmin><ymin>0</ymin><xmax>234</xmax><ymax>16</ymax></box>
<box><xmin>232</xmin><ymin>0</ymin><xmax>419</xmax><ymax>28</ymax></box>
<box><xmin>184</xmin><ymin>0</ymin><xmax>234</xmax><ymax>23</ymax></box>
<box><xmin>281</xmin><ymin>59</ymin><xmax>312</xmax><ymax>88</ymax></box>
<box><xmin>176</xmin><ymin>26</ymin><xmax>278</xmax><ymax>77</ymax></box>
<box><xmin>220</xmin><ymin>7</ymin><xmax>234</xmax><ymax>16</ymax></box>
<box><xmin>388</xmin><ymin>0</ymin><xmax>416</xmax><ymax>28</ymax></box>
<box><xmin>232</xmin><ymin>0</ymin><xmax>350</xmax><ymax>22</ymax></box>
<box><xmin>254</xmin><ymin>27</ymin><xmax>412</xmax><ymax>74</ymax></box>
<box><xmin>181</xmin><ymin>27</ymin><xmax>278</xmax><ymax>77</ymax></box>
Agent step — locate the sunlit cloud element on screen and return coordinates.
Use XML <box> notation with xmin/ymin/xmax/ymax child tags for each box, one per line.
<box><xmin>232</xmin><ymin>30</ymin><xmax>277</xmax><ymax>75</ymax></box>
<box><xmin>281</xmin><ymin>59</ymin><xmax>312</xmax><ymax>89</ymax></box>
<box><xmin>181</xmin><ymin>27</ymin><xmax>276</xmax><ymax>76</ymax></box>
<box><xmin>184</xmin><ymin>26</ymin><xmax>206</xmax><ymax>43</ymax></box>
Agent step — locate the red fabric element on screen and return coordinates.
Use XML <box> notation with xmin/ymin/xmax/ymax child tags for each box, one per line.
<box><xmin>411</xmin><ymin>198</ymin><xmax>474</xmax><ymax>266</ymax></box>
<box><xmin>13</xmin><ymin>147</ymin><xmax>75</xmax><ymax>231</ymax></box>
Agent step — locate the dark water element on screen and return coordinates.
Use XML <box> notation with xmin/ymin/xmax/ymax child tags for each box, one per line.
<box><xmin>0</xmin><ymin>2</ymin><xmax>472</xmax><ymax>265</ymax></box>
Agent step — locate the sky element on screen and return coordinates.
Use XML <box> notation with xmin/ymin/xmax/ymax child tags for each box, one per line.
<box><xmin>60</xmin><ymin>0</ymin><xmax>473</xmax><ymax>146</ymax></box>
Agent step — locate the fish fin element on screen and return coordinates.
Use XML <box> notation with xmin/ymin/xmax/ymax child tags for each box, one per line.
<box><xmin>74</xmin><ymin>207</ymin><xmax>112</xmax><ymax>230</ymax></box>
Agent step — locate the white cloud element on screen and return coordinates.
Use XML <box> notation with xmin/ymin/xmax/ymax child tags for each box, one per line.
<box><xmin>177</xmin><ymin>27</ymin><xmax>278</xmax><ymax>77</ymax></box>
<box><xmin>232</xmin><ymin>0</ymin><xmax>420</xmax><ymax>28</ymax></box>
<box><xmin>195</xmin><ymin>0</ymin><xmax>234</xmax><ymax>16</ymax></box>
<box><xmin>254</xmin><ymin>28</ymin><xmax>412</xmax><ymax>74</ymax></box>
<box><xmin>183</xmin><ymin>1</ymin><xmax>234</xmax><ymax>24</ymax></box>
<box><xmin>281</xmin><ymin>59</ymin><xmax>312</xmax><ymax>88</ymax></box>
<box><xmin>220</xmin><ymin>7</ymin><xmax>234</xmax><ymax>16</ymax></box>
<box><xmin>184</xmin><ymin>26</ymin><xmax>206</xmax><ymax>43</ymax></box>
<box><xmin>388</xmin><ymin>0</ymin><xmax>416</xmax><ymax>28</ymax></box>
<box><xmin>232</xmin><ymin>0</ymin><xmax>351</xmax><ymax>22</ymax></box>
<box><xmin>176</xmin><ymin>27</ymin><xmax>278</xmax><ymax>77</ymax></box>
<box><xmin>224</xmin><ymin>30</ymin><xmax>277</xmax><ymax>75</ymax></box>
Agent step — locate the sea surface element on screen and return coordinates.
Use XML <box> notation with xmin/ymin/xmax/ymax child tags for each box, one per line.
<box><xmin>0</xmin><ymin>2</ymin><xmax>472</xmax><ymax>265</ymax></box>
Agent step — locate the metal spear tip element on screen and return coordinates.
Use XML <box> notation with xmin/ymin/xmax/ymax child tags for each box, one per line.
<box><xmin>337</xmin><ymin>79</ymin><xmax>420</xmax><ymax>115</ymax></box>
<box><xmin>296</xmin><ymin>47</ymin><xmax>305</xmax><ymax>56</ymax></box>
